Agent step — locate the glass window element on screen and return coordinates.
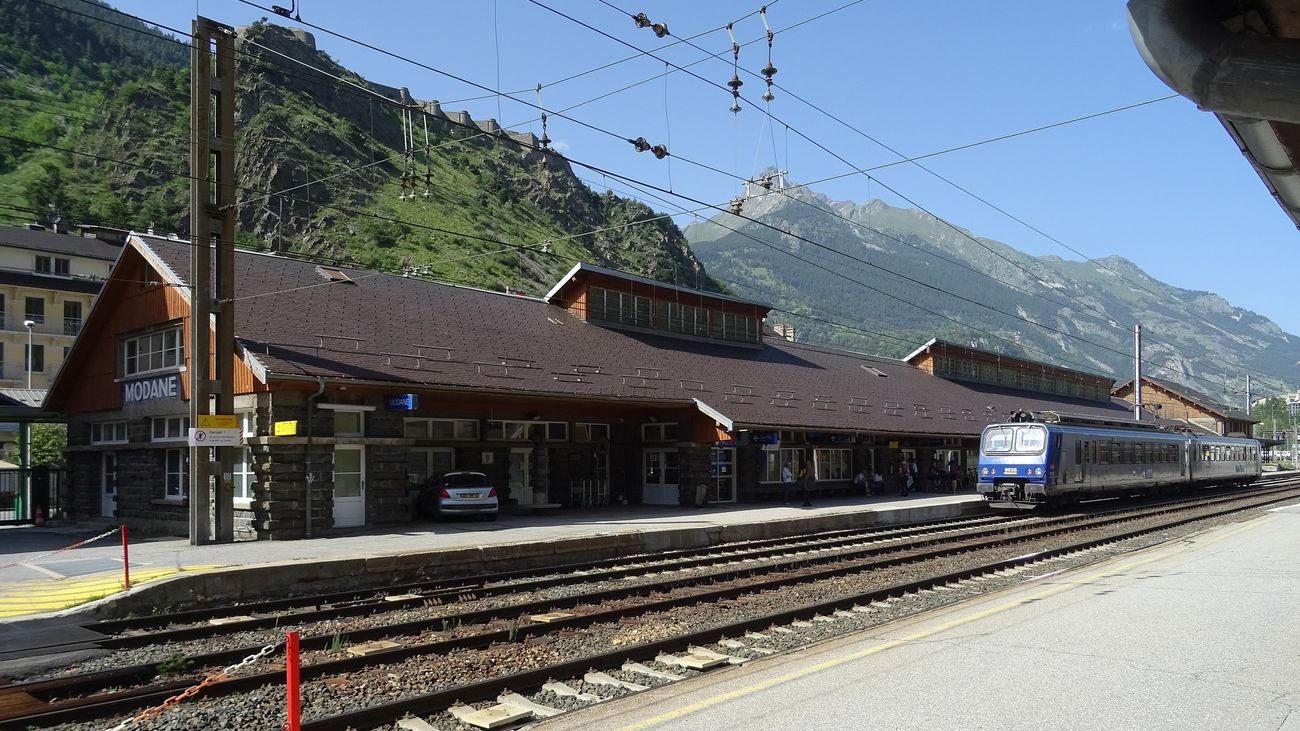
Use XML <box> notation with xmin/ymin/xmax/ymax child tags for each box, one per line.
<box><xmin>982</xmin><ymin>427</ymin><xmax>1013</xmax><ymax>453</ymax></box>
<box><xmin>814</xmin><ymin>448</ymin><xmax>851</xmax><ymax>480</ymax></box>
<box><xmin>408</xmin><ymin>447</ymin><xmax>454</xmax><ymax>486</ymax></box>
<box><xmin>25</xmin><ymin>344</ymin><xmax>44</xmax><ymax>374</ymax></box>
<box><xmin>121</xmin><ymin>327</ymin><xmax>182</xmax><ymax>376</ymax></box>
<box><xmin>91</xmin><ymin>421</ymin><xmax>128</xmax><ymax>444</ymax></box>
<box><xmin>486</xmin><ymin>420</ymin><xmax>565</xmax><ymax>441</ymax></box>
<box><xmin>761</xmin><ymin>446</ymin><xmax>805</xmax><ymax>482</ymax></box>
<box><xmin>151</xmin><ymin>416</ymin><xmax>188</xmax><ymax>441</ymax></box>
<box><xmin>55</xmin><ymin>258</ymin><xmax>70</xmax><ymax>276</ymax></box>
<box><xmin>575</xmin><ymin>423</ymin><xmax>609</xmax><ymax>442</ymax></box>
<box><xmin>1013</xmin><ymin>426</ymin><xmax>1046</xmax><ymax>454</ymax></box>
<box><xmin>34</xmin><ymin>255</ymin><xmax>51</xmax><ymax>273</ymax></box>
<box><xmin>334</xmin><ymin>410</ymin><xmax>363</xmax><ymax>436</ymax></box>
<box><xmin>164</xmin><ymin>448</ymin><xmax>188</xmax><ymax>498</ymax></box>
<box><xmin>641</xmin><ymin>422</ymin><xmax>680</xmax><ymax>442</ymax></box>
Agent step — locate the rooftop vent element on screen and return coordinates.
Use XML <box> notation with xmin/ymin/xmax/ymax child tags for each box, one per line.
<box><xmin>316</xmin><ymin>266</ymin><xmax>355</xmax><ymax>284</ymax></box>
<box><xmin>861</xmin><ymin>364</ymin><xmax>888</xmax><ymax>378</ymax></box>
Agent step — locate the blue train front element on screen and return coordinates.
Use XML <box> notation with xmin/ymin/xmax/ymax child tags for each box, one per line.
<box><xmin>977</xmin><ymin>421</ymin><xmax>1053</xmax><ymax>508</ymax></box>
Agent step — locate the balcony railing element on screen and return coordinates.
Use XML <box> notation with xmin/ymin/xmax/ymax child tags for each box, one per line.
<box><xmin>0</xmin><ymin>314</ymin><xmax>82</xmax><ymax>337</ymax></box>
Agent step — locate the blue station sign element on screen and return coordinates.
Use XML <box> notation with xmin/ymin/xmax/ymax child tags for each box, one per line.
<box><xmin>122</xmin><ymin>374</ymin><xmax>180</xmax><ymax>404</ymax></box>
<box><xmin>385</xmin><ymin>393</ymin><xmax>419</xmax><ymax>411</ymax></box>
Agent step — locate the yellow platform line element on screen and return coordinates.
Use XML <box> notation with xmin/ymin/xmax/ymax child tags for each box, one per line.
<box><xmin>0</xmin><ymin>565</ymin><xmax>225</xmax><ymax>618</ymax></box>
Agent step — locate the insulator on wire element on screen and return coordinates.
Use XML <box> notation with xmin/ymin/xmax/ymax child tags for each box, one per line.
<box><xmin>650</xmin><ymin>144</ymin><xmax>668</xmax><ymax>159</ymax></box>
<box><xmin>632</xmin><ymin>11</ymin><xmax>669</xmax><ymax>37</ymax></box>
<box><xmin>726</xmin><ymin>23</ymin><xmax>743</xmax><ymax>113</ymax></box>
<box><xmin>536</xmin><ymin>83</ymin><xmax>551</xmax><ymax>151</ymax></box>
<box><xmin>760</xmin><ymin>6</ymin><xmax>777</xmax><ymax>101</ymax></box>
<box><xmin>729</xmin><ymin>196</ymin><xmax>744</xmax><ymax>215</ymax></box>
<box><xmin>633</xmin><ymin>11</ymin><xmax>651</xmax><ymax>28</ymax></box>
<box><xmin>652</xmin><ymin>22</ymin><xmax>669</xmax><ymax>38</ymax></box>
<box><xmin>629</xmin><ymin>136</ymin><xmax>652</xmax><ymax>153</ymax></box>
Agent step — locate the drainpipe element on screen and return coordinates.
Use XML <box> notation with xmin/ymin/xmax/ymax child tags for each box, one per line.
<box><xmin>305</xmin><ymin>377</ymin><xmax>325</xmax><ymax>538</ymax></box>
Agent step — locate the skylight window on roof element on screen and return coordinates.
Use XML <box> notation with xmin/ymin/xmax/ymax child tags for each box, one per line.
<box><xmin>861</xmin><ymin>364</ymin><xmax>888</xmax><ymax>377</ymax></box>
<box><xmin>316</xmin><ymin>266</ymin><xmax>355</xmax><ymax>284</ymax></box>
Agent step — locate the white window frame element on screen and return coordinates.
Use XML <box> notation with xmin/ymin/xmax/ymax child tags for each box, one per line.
<box><xmin>761</xmin><ymin>446</ymin><xmax>805</xmax><ymax>483</ymax></box>
<box><xmin>575</xmin><ymin>423</ymin><xmax>610</xmax><ymax>442</ymax></box>
<box><xmin>151</xmin><ymin>415</ymin><xmax>189</xmax><ymax>442</ymax></box>
<box><xmin>814</xmin><ymin>448</ymin><xmax>852</xmax><ymax>481</ymax></box>
<box><xmin>487</xmin><ymin>420</ymin><xmax>568</xmax><ymax>441</ymax></box>
<box><xmin>163</xmin><ymin>448</ymin><xmax>188</xmax><ymax>499</ymax></box>
<box><xmin>232</xmin><ymin>411</ymin><xmax>257</xmax><ymax>504</ymax></box>
<box><xmin>121</xmin><ymin>326</ymin><xmax>182</xmax><ymax>377</ymax></box>
<box><xmin>91</xmin><ymin>421</ymin><xmax>128</xmax><ymax>445</ymax></box>
<box><xmin>405</xmin><ymin>417</ymin><xmax>479</xmax><ymax>440</ymax></box>
<box><xmin>641</xmin><ymin>422</ymin><xmax>680</xmax><ymax>442</ymax></box>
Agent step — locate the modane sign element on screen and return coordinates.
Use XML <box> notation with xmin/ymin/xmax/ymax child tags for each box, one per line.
<box><xmin>122</xmin><ymin>374</ymin><xmax>180</xmax><ymax>404</ymax></box>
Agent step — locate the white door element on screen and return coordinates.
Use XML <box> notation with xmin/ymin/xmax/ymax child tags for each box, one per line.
<box><xmin>509</xmin><ymin>448</ymin><xmax>532</xmax><ymax>504</ymax></box>
<box><xmin>643</xmin><ymin>449</ymin><xmax>680</xmax><ymax>505</ymax></box>
<box><xmin>100</xmin><ymin>452</ymin><xmax>117</xmax><ymax>518</ymax></box>
<box><xmin>333</xmin><ymin>446</ymin><xmax>365</xmax><ymax>528</ymax></box>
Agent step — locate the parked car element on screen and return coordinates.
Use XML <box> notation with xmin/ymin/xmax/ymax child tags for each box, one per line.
<box><xmin>418</xmin><ymin>471</ymin><xmax>499</xmax><ymax>521</ymax></box>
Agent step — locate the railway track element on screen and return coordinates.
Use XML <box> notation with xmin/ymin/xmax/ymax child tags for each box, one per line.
<box><xmin>2</xmin><ymin>480</ymin><xmax>1296</xmax><ymax>730</ymax></box>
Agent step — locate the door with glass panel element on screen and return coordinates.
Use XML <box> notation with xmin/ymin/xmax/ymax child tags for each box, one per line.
<box><xmin>708</xmin><ymin>447</ymin><xmax>736</xmax><ymax>503</ymax></box>
<box><xmin>332</xmin><ymin>445</ymin><xmax>365</xmax><ymax>527</ymax></box>
<box><xmin>508</xmin><ymin>448</ymin><xmax>532</xmax><ymax>504</ymax></box>
<box><xmin>100</xmin><ymin>452</ymin><xmax>117</xmax><ymax>517</ymax></box>
<box><xmin>642</xmin><ymin>449</ymin><xmax>680</xmax><ymax>505</ymax></box>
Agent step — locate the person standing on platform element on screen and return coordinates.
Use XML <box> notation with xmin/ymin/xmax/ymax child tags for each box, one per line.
<box><xmin>800</xmin><ymin>464</ymin><xmax>814</xmax><ymax>507</ymax></box>
<box><xmin>781</xmin><ymin>461</ymin><xmax>795</xmax><ymax>505</ymax></box>
<box><xmin>908</xmin><ymin>457</ymin><xmax>920</xmax><ymax>492</ymax></box>
<box><xmin>853</xmin><ymin>468</ymin><xmax>870</xmax><ymax>496</ymax></box>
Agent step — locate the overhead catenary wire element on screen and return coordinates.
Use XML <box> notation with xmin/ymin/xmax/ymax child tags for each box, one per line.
<box><xmin>35</xmin><ymin>1</ymin><xmax>1284</xmax><ymax>398</ymax></box>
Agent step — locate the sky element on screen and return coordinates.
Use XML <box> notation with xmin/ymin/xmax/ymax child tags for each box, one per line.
<box><xmin>110</xmin><ymin>0</ymin><xmax>1299</xmax><ymax>335</ymax></box>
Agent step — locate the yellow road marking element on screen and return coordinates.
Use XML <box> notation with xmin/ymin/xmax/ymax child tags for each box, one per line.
<box><xmin>0</xmin><ymin>565</ymin><xmax>226</xmax><ymax>618</ymax></box>
<box><xmin>619</xmin><ymin>519</ymin><xmax>1268</xmax><ymax>731</ymax></box>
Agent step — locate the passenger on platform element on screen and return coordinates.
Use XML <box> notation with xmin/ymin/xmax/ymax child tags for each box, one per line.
<box><xmin>853</xmin><ymin>468</ymin><xmax>870</xmax><ymax>496</ymax></box>
<box><xmin>928</xmin><ymin>461</ymin><xmax>944</xmax><ymax>490</ymax></box>
<box><xmin>908</xmin><ymin>458</ymin><xmax>920</xmax><ymax>492</ymax></box>
<box><xmin>896</xmin><ymin>461</ymin><xmax>910</xmax><ymax>496</ymax></box>
<box><xmin>870</xmin><ymin>470</ymin><xmax>885</xmax><ymax>495</ymax></box>
<box><xmin>781</xmin><ymin>461</ymin><xmax>795</xmax><ymax>505</ymax></box>
<box><xmin>948</xmin><ymin>458</ymin><xmax>962</xmax><ymax>493</ymax></box>
<box><xmin>800</xmin><ymin>465</ymin><xmax>814</xmax><ymax>507</ymax></box>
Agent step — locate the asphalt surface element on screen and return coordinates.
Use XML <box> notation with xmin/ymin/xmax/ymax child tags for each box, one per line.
<box><xmin>543</xmin><ymin>500</ymin><xmax>1300</xmax><ymax>731</ymax></box>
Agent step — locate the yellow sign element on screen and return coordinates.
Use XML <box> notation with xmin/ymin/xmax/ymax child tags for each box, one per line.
<box><xmin>274</xmin><ymin>420</ymin><xmax>298</xmax><ymax>436</ymax></box>
<box><xmin>197</xmin><ymin>414</ymin><xmax>238</xmax><ymax>429</ymax></box>
<box><xmin>888</xmin><ymin>441</ymin><xmax>900</xmax><ymax>449</ymax></box>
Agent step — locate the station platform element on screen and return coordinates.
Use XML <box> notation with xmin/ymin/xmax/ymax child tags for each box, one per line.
<box><xmin>0</xmin><ymin>492</ymin><xmax>986</xmax><ymax>623</ymax></box>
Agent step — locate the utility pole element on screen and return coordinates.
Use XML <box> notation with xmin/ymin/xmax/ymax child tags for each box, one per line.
<box><xmin>190</xmin><ymin>17</ymin><xmax>237</xmax><ymax>544</ymax></box>
<box><xmin>1133</xmin><ymin>324</ymin><xmax>1143</xmax><ymax>421</ymax></box>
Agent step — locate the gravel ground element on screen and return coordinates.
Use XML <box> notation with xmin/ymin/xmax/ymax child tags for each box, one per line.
<box><xmin>31</xmin><ymin>493</ymin><xmax>1293</xmax><ymax>731</ymax></box>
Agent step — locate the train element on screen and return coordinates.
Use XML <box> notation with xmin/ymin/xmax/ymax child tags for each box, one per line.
<box><xmin>976</xmin><ymin>410</ymin><xmax>1262</xmax><ymax>509</ymax></box>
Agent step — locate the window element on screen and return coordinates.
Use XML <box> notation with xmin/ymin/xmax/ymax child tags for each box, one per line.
<box><xmin>63</xmin><ymin>301</ymin><xmax>83</xmax><ymax>336</ymax></box>
<box><xmin>588</xmin><ymin>286</ymin><xmax>651</xmax><ymax>328</ymax></box>
<box><xmin>24</xmin><ymin>344</ymin><xmax>43</xmax><ymax>374</ymax></box>
<box><xmin>814</xmin><ymin>448</ymin><xmax>852</xmax><ymax>481</ymax></box>
<box><xmin>982</xmin><ymin>427</ymin><xmax>1013</xmax><ymax>453</ymax></box>
<box><xmin>232</xmin><ymin>411</ymin><xmax>256</xmax><ymax>501</ymax></box>
<box><xmin>91</xmin><ymin>421</ymin><xmax>128</xmax><ymax>444</ymax></box>
<box><xmin>762</xmin><ymin>446</ymin><xmax>805</xmax><ymax>483</ymax></box>
<box><xmin>164</xmin><ymin>449</ymin><xmax>188</xmax><ymax>499</ymax></box>
<box><xmin>25</xmin><ymin>296</ymin><xmax>44</xmax><ymax>325</ymax></box>
<box><xmin>405</xmin><ymin>418</ymin><xmax>478</xmax><ymax>440</ymax></box>
<box><xmin>55</xmin><ymin>258</ymin><xmax>69</xmax><ymax>275</ymax></box>
<box><xmin>1012</xmin><ymin>426</ymin><xmax>1046</xmax><ymax>454</ymax></box>
<box><xmin>575</xmin><ymin>423</ymin><xmax>610</xmax><ymax>442</ymax></box>
<box><xmin>641</xmin><ymin>422</ymin><xmax>680</xmax><ymax>442</ymax></box>
<box><xmin>334</xmin><ymin>410</ymin><xmax>363</xmax><ymax>436</ymax></box>
<box><xmin>34</xmin><ymin>255</ymin><xmax>51</xmax><ymax>273</ymax></box>
<box><xmin>486</xmin><ymin>420</ymin><xmax>568</xmax><ymax>441</ymax></box>
<box><xmin>122</xmin><ymin>327</ymin><xmax>182</xmax><ymax>376</ymax></box>
<box><xmin>659</xmin><ymin>301</ymin><xmax>710</xmax><ymax>337</ymax></box>
<box><xmin>151</xmin><ymin>415</ymin><xmax>188</xmax><ymax>442</ymax></box>
<box><xmin>408</xmin><ymin>447</ymin><xmax>454</xmax><ymax>486</ymax></box>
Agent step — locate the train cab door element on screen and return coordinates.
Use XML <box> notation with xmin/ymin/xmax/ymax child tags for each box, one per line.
<box><xmin>1050</xmin><ymin>433</ymin><xmax>1062</xmax><ymax>485</ymax></box>
<box><xmin>1076</xmin><ymin>439</ymin><xmax>1088</xmax><ymax>484</ymax></box>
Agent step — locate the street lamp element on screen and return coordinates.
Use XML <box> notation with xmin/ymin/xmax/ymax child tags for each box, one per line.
<box><xmin>22</xmin><ymin>319</ymin><xmax>35</xmax><ymax>389</ymax></box>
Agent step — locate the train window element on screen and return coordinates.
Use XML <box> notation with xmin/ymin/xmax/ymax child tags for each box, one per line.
<box><xmin>982</xmin><ymin>427</ymin><xmax>1013</xmax><ymax>453</ymax></box>
<box><xmin>1013</xmin><ymin>426</ymin><xmax>1046</xmax><ymax>453</ymax></box>
<box><xmin>1074</xmin><ymin>440</ymin><xmax>1082</xmax><ymax>465</ymax></box>
<box><xmin>1122</xmin><ymin>442</ymin><xmax>1132</xmax><ymax>464</ymax></box>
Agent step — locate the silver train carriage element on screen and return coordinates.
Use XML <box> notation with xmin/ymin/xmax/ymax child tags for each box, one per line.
<box><xmin>977</xmin><ymin>412</ymin><xmax>1261</xmax><ymax>509</ymax></box>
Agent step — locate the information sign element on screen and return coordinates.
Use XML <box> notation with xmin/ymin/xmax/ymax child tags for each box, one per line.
<box><xmin>274</xmin><ymin>420</ymin><xmax>299</xmax><ymax>436</ymax></box>
<box><xmin>187</xmin><ymin>428</ymin><xmax>242</xmax><ymax>447</ymax></box>
<box><xmin>197</xmin><ymin>414</ymin><xmax>238</xmax><ymax>429</ymax></box>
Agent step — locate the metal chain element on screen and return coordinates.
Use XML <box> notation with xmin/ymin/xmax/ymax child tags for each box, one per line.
<box><xmin>1</xmin><ymin>525</ymin><xmax>121</xmax><ymax>570</ymax></box>
<box><xmin>104</xmin><ymin>642</ymin><xmax>280</xmax><ymax>731</ymax></box>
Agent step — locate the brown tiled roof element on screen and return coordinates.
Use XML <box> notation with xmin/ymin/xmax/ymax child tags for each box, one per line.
<box><xmin>0</xmin><ymin>225</ymin><xmax>124</xmax><ymax>261</ymax></box>
<box><xmin>142</xmin><ymin>236</ymin><xmax>1153</xmax><ymax>437</ymax></box>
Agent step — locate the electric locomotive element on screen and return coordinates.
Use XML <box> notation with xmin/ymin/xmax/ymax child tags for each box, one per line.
<box><xmin>977</xmin><ymin>410</ymin><xmax>1261</xmax><ymax>509</ymax></box>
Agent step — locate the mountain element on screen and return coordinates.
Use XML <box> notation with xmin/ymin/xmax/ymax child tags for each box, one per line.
<box><xmin>685</xmin><ymin>176</ymin><xmax>1299</xmax><ymax>398</ymax></box>
<box><xmin>0</xmin><ymin>0</ymin><xmax>716</xmax><ymax>293</ymax></box>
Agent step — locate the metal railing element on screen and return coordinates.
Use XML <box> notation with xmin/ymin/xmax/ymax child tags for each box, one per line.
<box><xmin>0</xmin><ymin>468</ymin><xmax>63</xmax><ymax>524</ymax></box>
<box><xmin>0</xmin><ymin>314</ymin><xmax>83</xmax><ymax>337</ymax></box>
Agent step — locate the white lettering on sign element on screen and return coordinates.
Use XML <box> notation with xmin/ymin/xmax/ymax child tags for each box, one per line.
<box><xmin>122</xmin><ymin>374</ymin><xmax>180</xmax><ymax>404</ymax></box>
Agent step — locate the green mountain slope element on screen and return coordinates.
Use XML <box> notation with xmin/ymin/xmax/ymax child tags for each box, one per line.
<box><xmin>0</xmin><ymin>1</ymin><xmax>716</xmax><ymax>294</ymax></box>
<box><xmin>686</xmin><ymin>177</ymin><xmax>1299</xmax><ymax>398</ymax></box>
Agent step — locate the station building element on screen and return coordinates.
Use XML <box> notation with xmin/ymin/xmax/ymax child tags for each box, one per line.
<box><xmin>1112</xmin><ymin>376</ymin><xmax>1257</xmax><ymax>437</ymax></box>
<box><xmin>47</xmin><ymin>234</ymin><xmax>1161</xmax><ymax>539</ymax></box>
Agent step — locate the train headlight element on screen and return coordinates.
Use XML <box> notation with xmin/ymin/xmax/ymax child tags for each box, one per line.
<box><xmin>980</xmin><ymin>467</ymin><xmax>989</xmax><ymax>476</ymax></box>
<box><xmin>1034</xmin><ymin>467</ymin><xmax>1043</xmax><ymax>476</ymax></box>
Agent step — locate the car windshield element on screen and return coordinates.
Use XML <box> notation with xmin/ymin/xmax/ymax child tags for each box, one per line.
<box><xmin>443</xmin><ymin>473</ymin><xmax>489</xmax><ymax>488</ymax></box>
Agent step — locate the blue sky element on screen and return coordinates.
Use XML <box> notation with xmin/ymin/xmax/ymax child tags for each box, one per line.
<box><xmin>115</xmin><ymin>1</ymin><xmax>1297</xmax><ymax>335</ymax></box>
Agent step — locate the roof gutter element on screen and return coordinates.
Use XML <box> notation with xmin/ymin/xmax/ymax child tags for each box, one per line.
<box><xmin>1127</xmin><ymin>0</ymin><xmax>1300</xmax><ymax>226</ymax></box>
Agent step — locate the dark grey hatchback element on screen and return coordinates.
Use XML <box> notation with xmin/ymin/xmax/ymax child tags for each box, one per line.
<box><xmin>417</xmin><ymin>471</ymin><xmax>499</xmax><ymax>521</ymax></box>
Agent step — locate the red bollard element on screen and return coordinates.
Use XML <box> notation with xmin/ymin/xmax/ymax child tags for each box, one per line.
<box><xmin>120</xmin><ymin>524</ymin><xmax>130</xmax><ymax>590</ymax></box>
<box><xmin>285</xmin><ymin>631</ymin><xmax>301</xmax><ymax>731</ymax></box>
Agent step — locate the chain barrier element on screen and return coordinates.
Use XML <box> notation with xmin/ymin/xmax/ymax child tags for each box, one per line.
<box><xmin>104</xmin><ymin>641</ymin><xmax>280</xmax><ymax>731</ymax></box>
<box><xmin>0</xmin><ymin>525</ymin><xmax>122</xmax><ymax>570</ymax></box>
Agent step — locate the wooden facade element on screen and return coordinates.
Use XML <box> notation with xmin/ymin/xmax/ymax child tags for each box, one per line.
<box><xmin>1113</xmin><ymin>378</ymin><xmax>1256</xmax><ymax>436</ymax></box>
